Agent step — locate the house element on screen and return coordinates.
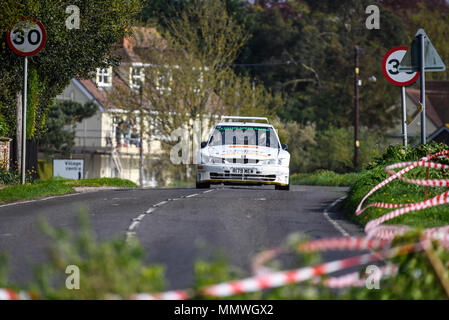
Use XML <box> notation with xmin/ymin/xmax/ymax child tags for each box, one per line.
<box><xmin>52</xmin><ymin>27</ymin><xmax>169</xmax><ymax>187</ymax></box>
<box><xmin>388</xmin><ymin>81</ymin><xmax>449</xmax><ymax>145</ymax></box>
<box><xmin>52</xmin><ymin>27</ymin><xmax>217</xmax><ymax>186</ymax></box>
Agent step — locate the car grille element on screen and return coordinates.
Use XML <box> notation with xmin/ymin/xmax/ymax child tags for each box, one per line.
<box><xmin>210</xmin><ymin>172</ymin><xmax>276</xmax><ymax>182</ymax></box>
<box><xmin>221</xmin><ymin>158</ymin><xmax>261</xmax><ymax>164</ymax></box>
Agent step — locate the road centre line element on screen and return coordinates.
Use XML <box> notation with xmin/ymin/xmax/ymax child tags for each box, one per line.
<box><xmin>125</xmin><ymin>189</ymin><xmax>215</xmax><ymax>242</ymax></box>
<box><xmin>185</xmin><ymin>193</ymin><xmax>199</xmax><ymax>198</ymax></box>
<box><xmin>323</xmin><ymin>196</ymin><xmax>350</xmax><ymax>237</ymax></box>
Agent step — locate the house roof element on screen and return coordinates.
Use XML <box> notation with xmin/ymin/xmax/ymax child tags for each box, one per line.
<box><xmin>406</xmin><ymin>87</ymin><xmax>444</xmax><ymax>128</ymax></box>
<box><xmin>426</xmin><ymin>81</ymin><xmax>449</xmax><ymax>126</ymax></box>
<box><xmin>75</xmin><ymin>27</ymin><xmax>162</xmax><ymax>111</ymax></box>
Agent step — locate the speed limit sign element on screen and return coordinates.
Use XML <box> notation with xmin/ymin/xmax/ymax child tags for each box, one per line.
<box><xmin>382</xmin><ymin>46</ymin><xmax>419</xmax><ymax>87</ymax></box>
<box><xmin>6</xmin><ymin>17</ymin><xmax>46</xmax><ymax>57</ymax></box>
<box><xmin>5</xmin><ymin>17</ymin><xmax>47</xmax><ymax>184</ymax></box>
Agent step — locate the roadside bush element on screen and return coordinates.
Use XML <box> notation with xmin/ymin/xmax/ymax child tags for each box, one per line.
<box><xmin>344</xmin><ymin>142</ymin><xmax>449</xmax><ymax>228</ymax></box>
<box><xmin>30</xmin><ymin>212</ymin><xmax>166</xmax><ymax>299</ymax></box>
<box><xmin>290</xmin><ymin>170</ymin><xmax>360</xmax><ymax>187</ymax></box>
<box><xmin>366</xmin><ymin>142</ymin><xmax>449</xmax><ymax>169</ymax></box>
<box><xmin>276</xmin><ymin>120</ymin><xmax>385</xmax><ymax>174</ymax></box>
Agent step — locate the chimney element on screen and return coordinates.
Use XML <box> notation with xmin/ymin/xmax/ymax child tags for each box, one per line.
<box><xmin>122</xmin><ymin>35</ymin><xmax>133</xmax><ymax>52</ymax></box>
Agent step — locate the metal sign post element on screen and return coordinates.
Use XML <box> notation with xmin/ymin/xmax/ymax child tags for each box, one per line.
<box><xmin>22</xmin><ymin>57</ymin><xmax>28</xmax><ymax>184</ymax></box>
<box><xmin>399</xmin><ymin>29</ymin><xmax>446</xmax><ymax>145</ymax></box>
<box><xmin>382</xmin><ymin>46</ymin><xmax>420</xmax><ymax>147</ymax></box>
<box><xmin>401</xmin><ymin>86</ymin><xmax>407</xmax><ymax>147</ymax></box>
<box><xmin>420</xmin><ymin>34</ymin><xmax>426</xmax><ymax>145</ymax></box>
<box><xmin>6</xmin><ymin>17</ymin><xmax>46</xmax><ymax>184</ymax></box>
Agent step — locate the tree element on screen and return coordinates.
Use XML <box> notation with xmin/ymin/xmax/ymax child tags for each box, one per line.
<box><xmin>406</xmin><ymin>3</ymin><xmax>449</xmax><ymax>80</ymax></box>
<box><xmin>110</xmin><ymin>0</ymin><xmax>283</xmax><ymax>185</ymax></box>
<box><xmin>39</xmin><ymin>100</ymin><xmax>97</xmax><ymax>157</ymax></box>
<box><xmin>234</xmin><ymin>0</ymin><xmax>409</xmax><ymax>132</ymax></box>
<box><xmin>0</xmin><ymin>0</ymin><xmax>142</xmax><ymax>140</ymax></box>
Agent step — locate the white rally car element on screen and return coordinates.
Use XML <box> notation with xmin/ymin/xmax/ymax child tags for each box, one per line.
<box><xmin>196</xmin><ymin>116</ymin><xmax>290</xmax><ymax>190</ymax></box>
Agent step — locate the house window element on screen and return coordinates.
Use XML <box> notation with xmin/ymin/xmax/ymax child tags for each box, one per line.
<box><xmin>130</xmin><ymin>66</ymin><xmax>144</xmax><ymax>91</ymax></box>
<box><xmin>96</xmin><ymin>67</ymin><xmax>112</xmax><ymax>88</ymax></box>
<box><xmin>156</xmin><ymin>70</ymin><xmax>172</xmax><ymax>94</ymax></box>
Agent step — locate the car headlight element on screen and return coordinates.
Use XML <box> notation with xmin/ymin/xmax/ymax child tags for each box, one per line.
<box><xmin>201</xmin><ymin>154</ymin><xmax>210</xmax><ymax>164</ymax></box>
<box><xmin>265</xmin><ymin>159</ymin><xmax>276</xmax><ymax>165</ymax></box>
<box><xmin>201</xmin><ymin>155</ymin><xmax>222</xmax><ymax>164</ymax></box>
<box><xmin>210</xmin><ymin>156</ymin><xmax>222</xmax><ymax>164</ymax></box>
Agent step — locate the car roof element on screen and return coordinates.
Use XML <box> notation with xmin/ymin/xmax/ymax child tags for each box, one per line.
<box><xmin>215</xmin><ymin>122</ymin><xmax>273</xmax><ymax>127</ymax></box>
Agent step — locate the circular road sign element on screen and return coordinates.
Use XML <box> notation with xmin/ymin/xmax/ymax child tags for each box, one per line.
<box><xmin>382</xmin><ymin>46</ymin><xmax>420</xmax><ymax>87</ymax></box>
<box><xmin>6</xmin><ymin>17</ymin><xmax>46</xmax><ymax>57</ymax></box>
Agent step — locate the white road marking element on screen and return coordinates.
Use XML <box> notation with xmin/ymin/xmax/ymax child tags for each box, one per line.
<box><xmin>186</xmin><ymin>193</ymin><xmax>199</xmax><ymax>198</ymax></box>
<box><xmin>146</xmin><ymin>207</ymin><xmax>156</xmax><ymax>214</ymax></box>
<box><xmin>0</xmin><ymin>192</ymin><xmax>84</xmax><ymax>209</ymax></box>
<box><xmin>125</xmin><ymin>189</ymin><xmax>216</xmax><ymax>242</ymax></box>
<box><xmin>128</xmin><ymin>221</ymin><xmax>139</xmax><ymax>231</ymax></box>
<box><xmin>323</xmin><ymin>196</ymin><xmax>350</xmax><ymax>237</ymax></box>
<box><xmin>134</xmin><ymin>214</ymin><xmax>146</xmax><ymax>221</ymax></box>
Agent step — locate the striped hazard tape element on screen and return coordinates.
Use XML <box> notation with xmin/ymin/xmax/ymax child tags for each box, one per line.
<box><xmin>322</xmin><ymin>264</ymin><xmax>398</xmax><ymax>289</ymax></box>
<box><xmin>2</xmin><ymin>151</ymin><xmax>449</xmax><ymax>300</ymax></box>
<box><xmin>202</xmin><ymin>243</ymin><xmax>419</xmax><ymax>297</ymax></box>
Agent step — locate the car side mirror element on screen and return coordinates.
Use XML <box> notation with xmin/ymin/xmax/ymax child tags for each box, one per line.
<box><xmin>201</xmin><ymin>141</ymin><xmax>208</xmax><ymax>149</ymax></box>
<box><xmin>282</xmin><ymin>144</ymin><xmax>288</xmax><ymax>150</ymax></box>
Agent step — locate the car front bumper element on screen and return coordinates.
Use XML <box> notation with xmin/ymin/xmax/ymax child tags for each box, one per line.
<box><xmin>196</xmin><ymin>164</ymin><xmax>289</xmax><ymax>186</ymax></box>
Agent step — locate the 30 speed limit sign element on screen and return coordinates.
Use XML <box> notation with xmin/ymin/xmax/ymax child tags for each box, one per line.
<box><xmin>382</xmin><ymin>46</ymin><xmax>419</xmax><ymax>87</ymax></box>
<box><xmin>6</xmin><ymin>17</ymin><xmax>46</xmax><ymax>57</ymax></box>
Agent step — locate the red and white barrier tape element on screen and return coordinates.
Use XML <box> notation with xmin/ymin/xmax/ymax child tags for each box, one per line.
<box><xmin>298</xmin><ymin>237</ymin><xmax>391</xmax><ymax>253</ymax></box>
<box><xmin>3</xmin><ymin>151</ymin><xmax>449</xmax><ymax>299</ymax></box>
<box><xmin>202</xmin><ymin>243</ymin><xmax>419</xmax><ymax>298</ymax></box>
<box><xmin>131</xmin><ymin>290</ymin><xmax>190</xmax><ymax>301</ymax></box>
<box><xmin>322</xmin><ymin>264</ymin><xmax>398</xmax><ymax>289</ymax></box>
<box><xmin>0</xmin><ymin>289</ymin><xmax>31</xmax><ymax>301</ymax></box>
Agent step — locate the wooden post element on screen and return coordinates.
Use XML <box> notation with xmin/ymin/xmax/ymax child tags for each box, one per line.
<box><xmin>423</xmin><ymin>241</ymin><xmax>449</xmax><ymax>298</ymax></box>
<box><xmin>424</xmin><ymin>167</ymin><xmax>430</xmax><ymax>200</ymax></box>
<box><xmin>15</xmin><ymin>91</ymin><xmax>22</xmax><ymax>172</ymax></box>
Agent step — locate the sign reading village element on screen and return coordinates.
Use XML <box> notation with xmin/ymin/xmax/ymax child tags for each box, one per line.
<box><xmin>53</xmin><ymin>159</ymin><xmax>84</xmax><ymax>180</ymax></box>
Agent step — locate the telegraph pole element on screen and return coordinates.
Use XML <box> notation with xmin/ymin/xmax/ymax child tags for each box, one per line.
<box><xmin>354</xmin><ymin>46</ymin><xmax>360</xmax><ymax>169</ymax></box>
<box><xmin>139</xmin><ymin>87</ymin><xmax>144</xmax><ymax>187</ymax></box>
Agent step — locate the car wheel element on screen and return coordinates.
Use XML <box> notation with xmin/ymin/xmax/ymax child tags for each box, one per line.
<box><xmin>196</xmin><ymin>182</ymin><xmax>210</xmax><ymax>189</ymax></box>
<box><xmin>275</xmin><ymin>184</ymin><xmax>290</xmax><ymax>191</ymax></box>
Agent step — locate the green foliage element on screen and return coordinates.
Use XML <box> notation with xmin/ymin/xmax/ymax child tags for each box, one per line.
<box><xmin>0</xmin><ymin>107</ymin><xmax>9</xmax><ymax>137</ymax></box>
<box><xmin>0</xmin><ymin>0</ymin><xmax>142</xmax><ymax>139</ymax></box>
<box><xmin>367</xmin><ymin>142</ymin><xmax>449</xmax><ymax>168</ymax></box>
<box><xmin>407</xmin><ymin>3</ymin><xmax>449</xmax><ymax>81</ymax></box>
<box><xmin>276</xmin><ymin>120</ymin><xmax>384</xmax><ymax>174</ymax></box>
<box><xmin>0</xmin><ymin>213</ymin><xmax>447</xmax><ymax>299</ymax></box>
<box><xmin>0</xmin><ymin>177</ymin><xmax>136</xmax><ymax>202</ymax></box>
<box><xmin>344</xmin><ymin>142</ymin><xmax>449</xmax><ymax>229</ymax></box>
<box><xmin>234</xmin><ymin>0</ymin><xmax>407</xmax><ymax>132</ymax></box>
<box><xmin>26</xmin><ymin>68</ymin><xmax>41</xmax><ymax>139</ymax></box>
<box><xmin>65</xmin><ymin>177</ymin><xmax>137</xmax><ymax>188</ymax></box>
<box><xmin>0</xmin><ymin>161</ymin><xmax>35</xmax><ymax>185</ymax></box>
<box><xmin>290</xmin><ymin>170</ymin><xmax>360</xmax><ymax>187</ymax></box>
<box><xmin>39</xmin><ymin>100</ymin><xmax>97</xmax><ymax>157</ymax></box>
<box><xmin>31</xmin><ymin>212</ymin><xmax>165</xmax><ymax>299</ymax></box>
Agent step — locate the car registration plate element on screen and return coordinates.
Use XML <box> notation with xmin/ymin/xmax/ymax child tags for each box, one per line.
<box><xmin>232</xmin><ymin>168</ymin><xmax>254</xmax><ymax>174</ymax></box>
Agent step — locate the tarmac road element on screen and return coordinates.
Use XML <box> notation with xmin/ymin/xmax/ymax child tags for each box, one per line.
<box><xmin>0</xmin><ymin>185</ymin><xmax>364</xmax><ymax>290</ymax></box>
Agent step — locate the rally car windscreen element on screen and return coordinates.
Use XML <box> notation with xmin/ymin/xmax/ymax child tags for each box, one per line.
<box><xmin>208</xmin><ymin>126</ymin><xmax>280</xmax><ymax>149</ymax></box>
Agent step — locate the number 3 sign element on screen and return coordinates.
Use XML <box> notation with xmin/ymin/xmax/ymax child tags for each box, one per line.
<box><xmin>6</xmin><ymin>17</ymin><xmax>46</xmax><ymax>57</ymax></box>
<box><xmin>382</xmin><ymin>46</ymin><xmax>419</xmax><ymax>87</ymax></box>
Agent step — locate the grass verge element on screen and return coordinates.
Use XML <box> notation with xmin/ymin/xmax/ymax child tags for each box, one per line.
<box><xmin>290</xmin><ymin>170</ymin><xmax>360</xmax><ymax>187</ymax></box>
<box><xmin>0</xmin><ymin>177</ymin><xmax>137</xmax><ymax>204</ymax></box>
<box><xmin>343</xmin><ymin>143</ymin><xmax>449</xmax><ymax>229</ymax></box>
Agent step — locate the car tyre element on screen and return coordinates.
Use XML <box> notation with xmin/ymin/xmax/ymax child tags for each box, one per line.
<box><xmin>196</xmin><ymin>182</ymin><xmax>210</xmax><ymax>189</ymax></box>
<box><xmin>275</xmin><ymin>184</ymin><xmax>290</xmax><ymax>191</ymax></box>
